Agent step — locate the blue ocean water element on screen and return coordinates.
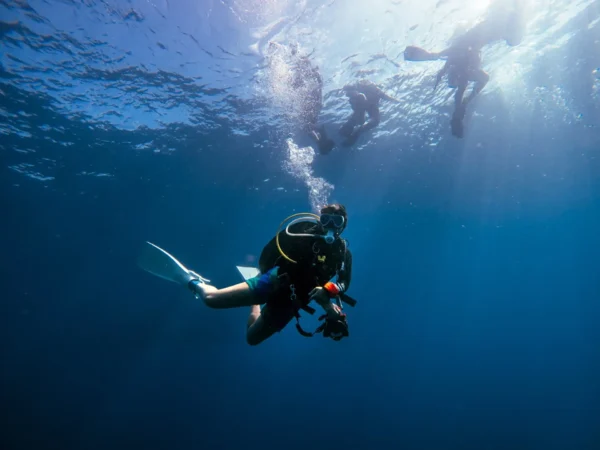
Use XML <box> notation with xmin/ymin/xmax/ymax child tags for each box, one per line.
<box><xmin>1</xmin><ymin>0</ymin><xmax>600</xmax><ymax>449</ymax></box>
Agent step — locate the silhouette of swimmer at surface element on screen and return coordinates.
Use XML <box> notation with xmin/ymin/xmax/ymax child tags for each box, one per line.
<box><xmin>404</xmin><ymin>5</ymin><xmax>526</xmax><ymax>138</ymax></box>
<box><xmin>270</xmin><ymin>42</ymin><xmax>335</xmax><ymax>155</ymax></box>
<box><xmin>339</xmin><ymin>80</ymin><xmax>399</xmax><ymax>147</ymax></box>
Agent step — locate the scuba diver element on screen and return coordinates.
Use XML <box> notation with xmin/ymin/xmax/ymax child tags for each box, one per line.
<box><xmin>403</xmin><ymin>2</ymin><xmax>525</xmax><ymax>138</ymax></box>
<box><xmin>138</xmin><ymin>204</ymin><xmax>356</xmax><ymax>346</ymax></box>
<box><xmin>269</xmin><ymin>42</ymin><xmax>335</xmax><ymax>155</ymax></box>
<box><xmin>290</xmin><ymin>47</ymin><xmax>336</xmax><ymax>155</ymax></box>
<box><xmin>339</xmin><ymin>79</ymin><xmax>400</xmax><ymax>147</ymax></box>
<box><xmin>426</xmin><ymin>45</ymin><xmax>489</xmax><ymax>138</ymax></box>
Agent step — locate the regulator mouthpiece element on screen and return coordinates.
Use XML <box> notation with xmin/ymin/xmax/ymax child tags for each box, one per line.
<box><xmin>323</xmin><ymin>229</ymin><xmax>335</xmax><ymax>244</ymax></box>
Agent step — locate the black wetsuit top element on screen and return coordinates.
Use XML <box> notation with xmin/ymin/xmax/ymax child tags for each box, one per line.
<box><xmin>258</xmin><ymin>221</ymin><xmax>352</xmax><ymax>304</ymax></box>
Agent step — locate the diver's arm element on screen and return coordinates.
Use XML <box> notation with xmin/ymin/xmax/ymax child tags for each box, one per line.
<box><xmin>320</xmin><ymin>298</ymin><xmax>342</xmax><ymax>319</ymax></box>
<box><xmin>310</xmin><ymin>287</ymin><xmax>343</xmax><ymax>319</ymax></box>
<box><xmin>379</xmin><ymin>90</ymin><xmax>400</xmax><ymax>103</ymax></box>
<box><xmin>435</xmin><ymin>48</ymin><xmax>452</xmax><ymax>59</ymax></box>
<box><xmin>369</xmin><ymin>84</ymin><xmax>398</xmax><ymax>103</ymax></box>
<box><xmin>336</xmin><ymin>250</ymin><xmax>352</xmax><ymax>292</ymax></box>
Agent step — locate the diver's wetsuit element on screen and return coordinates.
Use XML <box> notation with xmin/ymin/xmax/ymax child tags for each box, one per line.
<box><xmin>436</xmin><ymin>45</ymin><xmax>489</xmax><ymax>138</ymax></box>
<box><xmin>292</xmin><ymin>57</ymin><xmax>323</xmax><ymax>124</ymax></box>
<box><xmin>340</xmin><ymin>80</ymin><xmax>394</xmax><ymax>146</ymax></box>
<box><xmin>247</xmin><ymin>221</ymin><xmax>352</xmax><ymax>331</ymax></box>
<box><xmin>405</xmin><ymin>5</ymin><xmax>524</xmax><ymax>138</ymax></box>
<box><xmin>442</xmin><ymin>46</ymin><xmax>483</xmax><ymax>88</ymax></box>
<box><xmin>436</xmin><ymin>6</ymin><xmax>523</xmax><ymax>137</ymax></box>
<box><xmin>292</xmin><ymin>57</ymin><xmax>335</xmax><ymax>155</ymax></box>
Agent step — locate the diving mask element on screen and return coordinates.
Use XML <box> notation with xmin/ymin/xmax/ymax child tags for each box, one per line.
<box><xmin>320</xmin><ymin>213</ymin><xmax>345</xmax><ymax>229</ymax></box>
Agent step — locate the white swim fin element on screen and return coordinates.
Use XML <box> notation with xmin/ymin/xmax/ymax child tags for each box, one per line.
<box><xmin>138</xmin><ymin>241</ymin><xmax>210</xmax><ymax>287</ymax></box>
<box><xmin>236</xmin><ymin>266</ymin><xmax>260</xmax><ymax>281</ymax></box>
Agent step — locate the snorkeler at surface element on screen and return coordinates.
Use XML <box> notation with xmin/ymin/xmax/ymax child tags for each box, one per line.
<box><xmin>404</xmin><ymin>3</ymin><xmax>526</xmax><ymax>137</ymax></box>
<box><xmin>339</xmin><ymin>79</ymin><xmax>400</xmax><ymax>147</ymax></box>
<box><xmin>430</xmin><ymin>45</ymin><xmax>489</xmax><ymax>138</ymax></box>
<box><xmin>269</xmin><ymin>42</ymin><xmax>335</xmax><ymax>155</ymax></box>
<box><xmin>139</xmin><ymin>204</ymin><xmax>356</xmax><ymax>346</ymax></box>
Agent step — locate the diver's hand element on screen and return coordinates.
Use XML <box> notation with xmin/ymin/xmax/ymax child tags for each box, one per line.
<box><xmin>308</xmin><ymin>286</ymin><xmax>330</xmax><ymax>306</ymax></box>
<box><xmin>325</xmin><ymin>303</ymin><xmax>343</xmax><ymax>320</ymax></box>
<box><xmin>321</xmin><ymin>301</ymin><xmax>343</xmax><ymax>321</ymax></box>
<box><xmin>309</xmin><ymin>287</ymin><xmax>343</xmax><ymax>320</ymax></box>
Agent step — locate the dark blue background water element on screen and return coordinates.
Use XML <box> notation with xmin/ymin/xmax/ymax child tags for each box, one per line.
<box><xmin>2</xmin><ymin>2</ymin><xmax>600</xmax><ymax>450</ymax></box>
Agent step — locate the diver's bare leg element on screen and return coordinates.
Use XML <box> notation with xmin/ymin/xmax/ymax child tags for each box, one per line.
<box><xmin>247</xmin><ymin>305</ymin><xmax>261</xmax><ymax>328</ymax></box>
<box><xmin>198</xmin><ymin>282</ymin><xmax>259</xmax><ymax>309</ymax></box>
<box><xmin>246</xmin><ymin>308</ymin><xmax>277</xmax><ymax>346</ymax></box>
